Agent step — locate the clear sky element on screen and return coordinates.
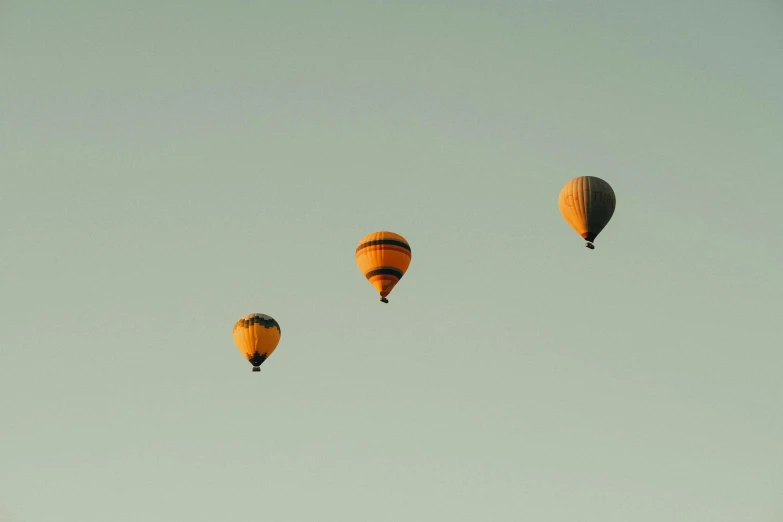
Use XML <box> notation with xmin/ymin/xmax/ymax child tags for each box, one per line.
<box><xmin>2</xmin><ymin>1</ymin><xmax>782</xmax><ymax>521</ymax></box>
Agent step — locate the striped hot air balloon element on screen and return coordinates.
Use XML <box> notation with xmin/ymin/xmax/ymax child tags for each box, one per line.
<box><xmin>355</xmin><ymin>231</ymin><xmax>411</xmax><ymax>303</ymax></box>
<box><xmin>232</xmin><ymin>313</ymin><xmax>281</xmax><ymax>372</ymax></box>
<box><xmin>558</xmin><ymin>176</ymin><xmax>616</xmax><ymax>249</ymax></box>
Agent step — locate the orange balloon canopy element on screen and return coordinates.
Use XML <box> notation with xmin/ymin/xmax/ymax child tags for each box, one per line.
<box><xmin>232</xmin><ymin>313</ymin><xmax>281</xmax><ymax>372</ymax></box>
<box><xmin>558</xmin><ymin>176</ymin><xmax>616</xmax><ymax>249</ymax></box>
<box><xmin>355</xmin><ymin>231</ymin><xmax>411</xmax><ymax>303</ymax></box>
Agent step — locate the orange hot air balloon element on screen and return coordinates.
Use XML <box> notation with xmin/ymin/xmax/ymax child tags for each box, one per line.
<box><xmin>558</xmin><ymin>176</ymin><xmax>616</xmax><ymax>250</ymax></box>
<box><xmin>232</xmin><ymin>313</ymin><xmax>281</xmax><ymax>372</ymax></box>
<box><xmin>355</xmin><ymin>231</ymin><xmax>411</xmax><ymax>303</ymax></box>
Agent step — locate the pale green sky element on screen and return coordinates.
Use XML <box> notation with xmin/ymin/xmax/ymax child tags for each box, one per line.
<box><xmin>2</xmin><ymin>1</ymin><xmax>782</xmax><ymax>521</ymax></box>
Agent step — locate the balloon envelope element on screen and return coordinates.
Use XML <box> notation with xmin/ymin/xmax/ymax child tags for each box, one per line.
<box><xmin>558</xmin><ymin>176</ymin><xmax>616</xmax><ymax>246</ymax></box>
<box><xmin>232</xmin><ymin>313</ymin><xmax>281</xmax><ymax>371</ymax></box>
<box><xmin>355</xmin><ymin>231</ymin><xmax>411</xmax><ymax>302</ymax></box>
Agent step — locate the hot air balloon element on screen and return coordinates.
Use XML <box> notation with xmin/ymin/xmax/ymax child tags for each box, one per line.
<box><xmin>355</xmin><ymin>231</ymin><xmax>411</xmax><ymax>303</ymax></box>
<box><xmin>558</xmin><ymin>176</ymin><xmax>616</xmax><ymax>249</ymax></box>
<box><xmin>232</xmin><ymin>313</ymin><xmax>281</xmax><ymax>372</ymax></box>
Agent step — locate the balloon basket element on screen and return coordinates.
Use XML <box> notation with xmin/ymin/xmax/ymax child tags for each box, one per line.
<box><xmin>584</xmin><ymin>242</ymin><xmax>595</xmax><ymax>250</ymax></box>
<box><xmin>380</xmin><ymin>297</ymin><xmax>389</xmax><ymax>304</ymax></box>
<box><xmin>252</xmin><ymin>367</ymin><xmax>261</xmax><ymax>372</ymax></box>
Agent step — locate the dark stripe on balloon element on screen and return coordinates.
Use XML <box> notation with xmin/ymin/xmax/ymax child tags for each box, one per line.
<box><xmin>367</xmin><ymin>276</ymin><xmax>400</xmax><ymax>283</ymax></box>
<box><xmin>235</xmin><ymin>316</ymin><xmax>281</xmax><ymax>333</ymax></box>
<box><xmin>355</xmin><ymin>246</ymin><xmax>411</xmax><ymax>259</ymax></box>
<box><xmin>248</xmin><ymin>351</ymin><xmax>268</xmax><ymax>367</ymax></box>
<box><xmin>355</xmin><ymin>239</ymin><xmax>411</xmax><ymax>253</ymax></box>
<box><xmin>365</xmin><ymin>267</ymin><xmax>404</xmax><ymax>279</ymax></box>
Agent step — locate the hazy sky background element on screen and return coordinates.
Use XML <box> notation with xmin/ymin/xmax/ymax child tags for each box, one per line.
<box><xmin>2</xmin><ymin>1</ymin><xmax>782</xmax><ymax>521</ymax></box>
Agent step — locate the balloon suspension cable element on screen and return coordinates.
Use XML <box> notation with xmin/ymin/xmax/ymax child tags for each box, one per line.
<box><xmin>252</xmin><ymin>366</ymin><xmax>261</xmax><ymax>372</ymax></box>
<box><xmin>584</xmin><ymin>242</ymin><xmax>595</xmax><ymax>250</ymax></box>
<box><xmin>380</xmin><ymin>296</ymin><xmax>389</xmax><ymax>304</ymax></box>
